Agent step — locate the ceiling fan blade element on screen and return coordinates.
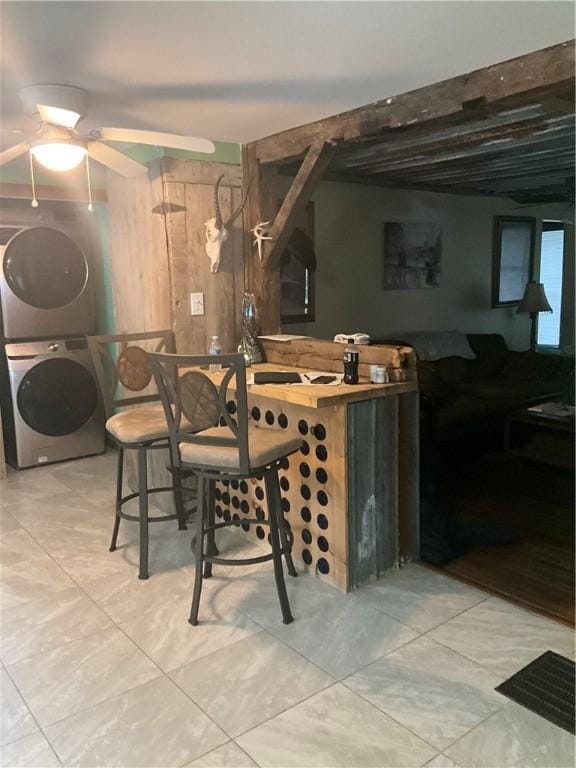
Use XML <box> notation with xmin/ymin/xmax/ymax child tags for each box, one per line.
<box><xmin>0</xmin><ymin>142</ymin><xmax>29</xmax><ymax>166</ymax></box>
<box><xmin>96</xmin><ymin>127</ymin><xmax>215</xmax><ymax>154</ymax></box>
<box><xmin>87</xmin><ymin>141</ymin><xmax>148</xmax><ymax>177</ymax></box>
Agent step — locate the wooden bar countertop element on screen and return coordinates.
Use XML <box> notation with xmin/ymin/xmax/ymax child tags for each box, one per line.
<box><xmin>204</xmin><ymin>362</ymin><xmax>417</xmax><ymax>409</ymax></box>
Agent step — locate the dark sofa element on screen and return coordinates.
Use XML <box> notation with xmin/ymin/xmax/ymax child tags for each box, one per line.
<box><xmin>417</xmin><ymin>334</ymin><xmax>573</xmax><ymax>443</ymax></box>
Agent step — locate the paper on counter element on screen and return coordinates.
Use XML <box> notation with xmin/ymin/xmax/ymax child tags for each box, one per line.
<box><xmin>258</xmin><ymin>334</ymin><xmax>309</xmax><ymax>342</ymax></box>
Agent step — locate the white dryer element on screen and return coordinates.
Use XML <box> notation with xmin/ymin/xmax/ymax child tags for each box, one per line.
<box><xmin>0</xmin><ymin>225</ymin><xmax>94</xmax><ymax>340</ymax></box>
<box><xmin>1</xmin><ymin>338</ymin><xmax>105</xmax><ymax>469</ymax></box>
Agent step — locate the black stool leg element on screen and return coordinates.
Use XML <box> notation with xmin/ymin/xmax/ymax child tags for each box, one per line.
<box><xmin>265</xmin><ymin>469</ymin><xmax>294</xmax><ymax>625</ymax></box>
<box><xmin>172</xmin><ymin>464</ymin><xmax>188</xmax><ymax>531</ymax></box>
<box><xmin>268</xmin><ymin>466</ymin><xmax>297</xmax><ymax>578</ymax></box>
<box><xmin>204</xmin><ymin>479</ymin><xmax>218</xmax><ymax>578</ymax></box>
<box><xmin>138</xmin><ymin>447</ymin><xmax>150</xmax><ymax>580</ymax></box>
<box><xmin>189</xmin><ymin>476</ymin><xmax>205</xmax><ymax>625</ymax></box>
<box><xmin>109</xmin><ymin>447</ymin><xmax>123</xmax><ymax>552</ymax></box>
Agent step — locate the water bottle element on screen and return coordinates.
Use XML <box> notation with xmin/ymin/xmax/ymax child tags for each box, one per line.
<box><xmin>343</xmin><ymin>346</ymin><xmax>359</xmax><ymax>385</ymax></box>
<box><xmin>208</xmin><ymin>335</ymin><xmax>222</xmax><ymax>372</ymax></box>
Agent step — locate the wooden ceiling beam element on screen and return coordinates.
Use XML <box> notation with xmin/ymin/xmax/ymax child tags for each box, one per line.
<box><xmin>353</xmin><ymin>142</ymin><xmax>574</xmax><ymax>182</ymax></box>
<box><xmin>248</xmin><ymin>40</ymin><xmax>575</xmax><ymax>165</ymax></box>
<box><xmin>344</xmin><ymin>127</ymin><xmax>573</xmax><ymax>176</ymax></box>
<box><xmin>265</xmin><ymin>140</ymin><xmax>335</xmax><ymax>268</ymax></box>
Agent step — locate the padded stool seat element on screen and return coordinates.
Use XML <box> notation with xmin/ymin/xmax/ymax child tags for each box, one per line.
<box><xmin>107</xmin><ymin>403</ymin><xmax>192</xmax><ymax>444</ymax></box>
<box><xmin>180</xmin><ymin>425</ymin><xmax>302</xmax><ymax>471</ymax></box>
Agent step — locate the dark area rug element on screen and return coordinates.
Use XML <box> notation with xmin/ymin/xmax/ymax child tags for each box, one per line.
<box><xmin>496</xmin><ymin>651</ymin><xmax>575</xmax><ymax>734</ymax></box>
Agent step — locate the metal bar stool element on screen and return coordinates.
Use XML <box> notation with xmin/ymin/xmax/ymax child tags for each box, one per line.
<box><xmin>149</xmin><ymin>352</ymin><xmax>301</xmax><ymax>625</ymax></box>
<box><xmin>88</xmin><ymin>330</ymin><xmax>193</xmax><ymax>580</ymax></box>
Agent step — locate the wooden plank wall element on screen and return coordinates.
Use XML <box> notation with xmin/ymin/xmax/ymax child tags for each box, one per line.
<box><xmin>106</xmin><ymin>158</ymin><xmax>245</xmax><ymax>354</ymax></box>
<box><xmin>106</xmin><ymin>169</ymin><xmax>171</xmax><ymax>334</ymax></box>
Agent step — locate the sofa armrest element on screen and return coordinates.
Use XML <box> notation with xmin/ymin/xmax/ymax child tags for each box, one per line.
<box><xmin>503</xmin><ymin>350</ymin><xmax>573</xmax><ymax>383</ymax></box>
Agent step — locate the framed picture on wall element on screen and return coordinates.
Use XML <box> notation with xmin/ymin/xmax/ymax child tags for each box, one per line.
<box><xmin>280</xmin><ymin>201</ymin><xmax>316</xmax><ymax>323</ymax></box>
<box><xmin>492</xmin><ymin>216</ymin><xmax>536</xmax><ymax>307</ymax></box>
<box><xmin>383</xmin><ymin>222</ymin><xmax>442</xmax><ymax>290</ymax></box>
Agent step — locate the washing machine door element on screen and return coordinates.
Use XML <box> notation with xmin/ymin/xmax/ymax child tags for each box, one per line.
<box><xmin>17</xmin><ymin>357</ymin><xmax>98</xmax><ymax>436</ymax></box>
<box><xmin>3</xmin><ymin>227</ymin><xmax>88</xmax><ymax>309</ymax></box>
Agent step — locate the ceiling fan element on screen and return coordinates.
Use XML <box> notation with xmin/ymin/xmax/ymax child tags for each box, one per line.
<box><xmin>0</xmin><ymin>84</ymin><xmax>215</xmax><ymax>177</ymax></box>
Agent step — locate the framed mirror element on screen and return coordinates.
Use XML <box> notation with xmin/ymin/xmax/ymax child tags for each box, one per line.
<box><xmin>492</xmin><ymin>216</ymin><xmax>536</xmax><ymax>307</ymax></box>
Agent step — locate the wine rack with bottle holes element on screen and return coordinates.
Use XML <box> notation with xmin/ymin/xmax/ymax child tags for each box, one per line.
<box><xmin>214</xmin><ymin>396</ymin><xmax>349</xmax><ymax>590</ymax></box>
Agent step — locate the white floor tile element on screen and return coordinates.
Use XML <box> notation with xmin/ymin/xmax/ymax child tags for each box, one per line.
<box><xmin>185</xmin><ymin>741</ymin><xmax>258</xmax><ymax>767</ymax></box>
<box><xmin>5</xmin><ymin>492</ymin><xmax>111</xmax><ymax>535</ymax></box>
<box><xmin>237</xmin><ymin>683</ymin><xmax>437</xmax><ymax>767</ymax></box>
<box><xmin>0</xmin><ymin>508</ymin><xmax>22</xmax><ymax>538</ymax></box>
<box><xmin>171</xmin><ymin>632</ymin><xmax>333</xmax><ymax>737</ymax></box>
<box><xmin>445</xmin><ymin>701</ymin><xmax>575</xmax><ymax>767</ymax></box>
<box><xmin>0</xmin><ymin>669</ymin><xmax>38</xmax><ymax>746</ymax></box>
<box><xmin>0</xmin><ymin>551</ymin><xmax>75</xmax><ymax>611</ymax></box>
<box><xmin>44</xmin><ymin>676</ymin><xmax>227</xmax><ymax>768</ymax></box>
<box><xmin>200</xmin><ymin>566</ymin><xmax>340</xmax><ymax>628</ymax></box>
<box><xmin>360</xmin><ymin>564</ymin><xmax>488</xmax><ymax>633</ymax></box>
<box><xmin>0</xmin><ymin>587</ymin><xmax>112</xmax><ymax>665</ymax></box>
<box><xmin>345</xmin><ymin>636</ymin><xmax>504</xmax><ymax>750</ymax></box>
<box><xmin>0</xmin><ymin>731</ymin><xmax>61</xmax><ymax>767</ymax></box>
<box><xmin>121</xmin><ymin>589</ymin><xmax>261</xmax><ymax>673</ymax></box>
<box><xmin>428</xmin><ymin>597</ymin><xmax>574</xmax><ymax>676</ymax></box>
<box><xmin>82</xmin><ymin>565</ymin><xmax>195</xmax><ymax>625</ymax></box>
<box><xmin>424</xmin><ymin>755</ymin><xmax>461</xmax><ymax>768</ymax></box>
<box><xmin>7</xmin><ymin>627</ymin><xmax>161</xmax><ymax>727</ymax></box>
<box><xmin>269</xmin><ymin>597</ymin><xmax>418</xmax><ymax>679</ymax></box>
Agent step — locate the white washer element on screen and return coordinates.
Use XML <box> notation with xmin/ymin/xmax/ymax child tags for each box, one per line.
<box><xmin>1</xmin><ymin>338</ymin><xmax>105</xmax><ymax>469</ymax></box>
<box><xmin>0</xmin><ymin>225</ymin><xmax>94</xmax><ymax>340</ymax></box>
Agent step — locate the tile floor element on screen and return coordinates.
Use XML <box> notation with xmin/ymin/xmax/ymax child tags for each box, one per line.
<box><xmin>0</xmin><ymin>451</ymin><xmax>574</xmax><ymax>768</ymax></box>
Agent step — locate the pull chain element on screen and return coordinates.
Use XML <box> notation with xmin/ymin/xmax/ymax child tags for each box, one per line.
<box><xmin>29</xmin><ymin>150</ymin><xmax>39</xmax><ymax>208</ymax></box>
<box><xmin>85</xmin><ymin>154</ymin><xmax>94</xmax><ymax>212</ymax></box>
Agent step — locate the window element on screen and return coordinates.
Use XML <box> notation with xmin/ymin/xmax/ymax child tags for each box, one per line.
<box><xmin>492</xmin><ymin>217</ymin><xmax>536</xmax><ymax>306</ymax></box>
<box><xmin>537</xmin><ymin>222</ymin><xmax>565</xmax><ymax>348</ymax></box>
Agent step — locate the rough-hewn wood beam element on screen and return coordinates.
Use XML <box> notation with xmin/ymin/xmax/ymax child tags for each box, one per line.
<box><xmin>265</xmin><ymin>141</ymin><xmax>334</xmax><ymax>267</ymax></box>
<box><xmin>249</xmin><ymin>40</ymin><xmax>575</xmax><ymax>165</ymax></box>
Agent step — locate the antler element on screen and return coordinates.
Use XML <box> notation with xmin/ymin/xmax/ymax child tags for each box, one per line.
<box><xmin>213</xmin><ymin>174</ymin><xmax>224</xmax><ymax>229</ymax></box>
<box><xmin>223</xmin><ymin>175</ymin><xmax>254</xmax><ymax>228</ymax></box>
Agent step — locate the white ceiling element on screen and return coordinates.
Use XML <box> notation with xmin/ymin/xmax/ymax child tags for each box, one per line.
<box><xmin>1</xmin><ymin>1</ymin><xmax>573</xmax><ymax>146</ymax></box>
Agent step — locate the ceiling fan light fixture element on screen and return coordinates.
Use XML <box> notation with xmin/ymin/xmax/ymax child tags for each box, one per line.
<box><xmin>30</xmin><ymin>140</ymin><xmax>87</xmax><ymax>171</ymax></box>
<box><xmin>37</xmin><ymin>104</ymin><xmax>82</xmax><ymax>129</ymax></box>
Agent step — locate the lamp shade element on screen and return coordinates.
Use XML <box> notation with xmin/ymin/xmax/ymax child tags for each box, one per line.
<box><xmin>517</xmin><ymin>282</ymin><xmax>553</xmax><ymax>314</ymax></box>
<box><xmin>31</xmin><ymin>141</ymin><xmax>87</xmax><ymax>172</ymax></box>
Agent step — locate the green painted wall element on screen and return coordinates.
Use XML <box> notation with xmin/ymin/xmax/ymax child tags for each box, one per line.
<box><xmin>0</xmin><ymin>141</ymin><xmax>241</xmax><ymax>188</ymax></box>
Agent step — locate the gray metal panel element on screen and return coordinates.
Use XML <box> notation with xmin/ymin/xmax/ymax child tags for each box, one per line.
<box><xmin>398</xmin><ymin>391</ymin><xmax>420</xmax><ymax>562</ymax></box>
<box><xmin>347</xmin><ymin>396</ymin><xmax>399</xmax><ymax>588</ymax></box>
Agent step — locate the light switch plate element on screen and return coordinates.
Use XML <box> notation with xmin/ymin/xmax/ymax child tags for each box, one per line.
<box><xmin>190</xmin><ymin>292</ymin><xmax>204</xmax><ymax>316</ymax></box>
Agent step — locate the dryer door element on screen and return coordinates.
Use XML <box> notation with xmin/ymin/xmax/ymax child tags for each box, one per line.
<box><xmin>17</xmin><ymin>358</ymin><xmax>98</xmax><ymax>436</ymax></box>
<box><xmin>3</xmin><ymin>227</ymin><xmax>88</xmax><ymax>309</ymax></box>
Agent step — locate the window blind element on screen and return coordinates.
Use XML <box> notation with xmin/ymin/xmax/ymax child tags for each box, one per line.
<box><xmin>537</xmin><ymin>222</ymin><xmax>564</xmax><ymax>347</ymax></box>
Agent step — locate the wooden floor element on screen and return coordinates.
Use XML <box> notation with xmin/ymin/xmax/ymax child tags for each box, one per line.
<box><xmin>438</xmin><ymin>453</ymin><xmax>575</xmax><ymax>627</ymax></box>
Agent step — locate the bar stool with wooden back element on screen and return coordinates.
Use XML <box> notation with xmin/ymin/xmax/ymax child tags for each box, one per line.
<box><xmin>149</xmin><ymin>351</ymin><xmax>301</xmax><ymax>625</ymax></box>
<box><xmin>88</xmin><ymin>330</ymin><xmax>191</xmax><ymax>580</ymax></box>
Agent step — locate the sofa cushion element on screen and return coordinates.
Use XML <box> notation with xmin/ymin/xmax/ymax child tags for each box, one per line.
<box><xmin>437</xmin><ymin>356</ymin><xmax>469</xmax><ymax>384</ymax></box>
<box><xmin>467</xmin><ymin>334</ymin><xmax>509</xmax><ymax>380</ymax></box>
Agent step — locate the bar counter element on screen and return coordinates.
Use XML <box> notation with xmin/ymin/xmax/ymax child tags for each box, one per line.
<box><xmin>204</xmin><ymin>340</ymin><xmax>419</xmax><ymax>593</ymax></box>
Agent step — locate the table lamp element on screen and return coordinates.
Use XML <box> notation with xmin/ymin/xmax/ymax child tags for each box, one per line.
<box><xmin>517</xmin><ymin>281</ymin><xmax>552</xmax><ymax>351</ymax></box>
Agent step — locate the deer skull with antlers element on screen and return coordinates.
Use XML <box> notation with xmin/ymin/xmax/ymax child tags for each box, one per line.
<box><xmin>204</xmin><ymin>175</ymin><xmax>251</xmax><ymax>273</ymax></box>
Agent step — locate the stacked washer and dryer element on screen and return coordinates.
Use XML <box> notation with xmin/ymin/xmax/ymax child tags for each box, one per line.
<box><xmin>0</xmin><ymin>220</ymin><xmax>105</xmax><ymax>469</ymax></box>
